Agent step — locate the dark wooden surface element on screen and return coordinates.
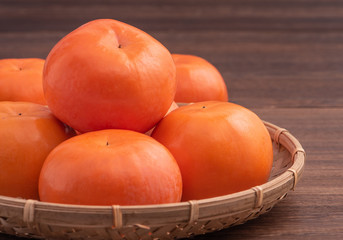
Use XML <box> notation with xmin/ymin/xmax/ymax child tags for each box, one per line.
<box><xmin>0</xmin><ymin>0</ymin><xmax>342</xmax><ymax>239</ymax></box>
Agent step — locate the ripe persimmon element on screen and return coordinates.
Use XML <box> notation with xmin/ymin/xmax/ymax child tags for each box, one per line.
<box><xmin>0</xmin><ymin>58</ymin><xmax>46</xmax><ymax>104</ymax></box>
<box><xmin>43</xmin><ymin>19</ymin><xmax>176</xmax><ymax>133</ymax></box>
<box><xmin>0</xmin><ymin>101</ymin><xmax>75</xmax><ymax>199</ymax></box>
<box><xmin>152</xmin><ymin>101</ymin><xmax>273</xmax><ymax>201</ymax></box>
<box><xmin>172</xmin><ymin>54</ymin><xmax>228</xmax><ymax>103</ymax></box>
<box><xmin>39</xmin><ymin>129</ymin><xmax>182</xmax><ymax>205</ymax></box>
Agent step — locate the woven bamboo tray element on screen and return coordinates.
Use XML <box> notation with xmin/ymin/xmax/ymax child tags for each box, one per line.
<box><xmin>0</xmin><ymin>121</ymin><xmax>305</xmax><ymax>240</ymax></box>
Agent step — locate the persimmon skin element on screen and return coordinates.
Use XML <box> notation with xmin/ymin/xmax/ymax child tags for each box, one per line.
<box><xmin>145</xmin><ymin>101</ymin><xmax>179</xmax><ymax>136</ymax></box>
<box><xmin>0</xmin><ymin>101</ymin><xmax>75</xmax><ymax>199</ymax></box>
<box><xmin>39</xmin><ymin>129</ymin><xmax>182</xmax><ymax>206</ymax></box>
<box><xmin>0</xmin><ymin>58</ymin><xmax>46</xmax><ymax>104</ymax></box>
<box><xmin>43</xmin><ymin>19</ymin><xmax>176</xmax><ymax>133</ymax></box>
<box><xmin>172</xmin><ymin>54</ymin><xmax>228</xmax><ymax>103</ymax></box>
<box><xmin>151</xmin><ymin>101</ymin><xmax>273</xmax><ymax>201</ymax></box>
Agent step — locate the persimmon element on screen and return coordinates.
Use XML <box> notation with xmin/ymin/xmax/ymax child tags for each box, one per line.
<box><xmin>0</xmin><ymin>101</ymin><xmax>75</xmax><ymax>199</ymax></box>
<box><xmin>39</xmin><ymin>129</ymin><xmax>182</xmax><ymax>206</ymax></box>
<box><xmin>151</xmin><ymin>101</ymin><xmax>273</xmax><ymax>201</ymax></box>
<box><xmin>0</xmin><ymin>58</ymin><xmax>46</xmax><ymax>104</ymax></box>
<box><xmin>43</xmin><ymin>19</ymin><xmax>176</xmax><ymax>133</ymax></box>
<box><xmin>172</xmin><ymin>54</ymin><xmax>228</xmax><ymax>103</ymax></box>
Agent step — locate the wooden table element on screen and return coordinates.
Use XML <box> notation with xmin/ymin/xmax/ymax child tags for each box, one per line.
<box><xmin>0</xmin><ymin>0</ymin><xmax>342</xmax><ymax>239</ymax></box>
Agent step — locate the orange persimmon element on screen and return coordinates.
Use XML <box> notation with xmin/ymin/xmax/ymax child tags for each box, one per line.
<box><xmin>0</xmin><ymin>101</ymin><xmax>75</xmax><ymax>199</ymax></box>
<box><xmin>39</xmin><ymin>129</ymin><xmax>182</xmax><ymax>205</ymax></box>
<box><xmin>43</xmin><ymin>19</ymin><xmax>176</xmax><ymax>133</ymax></box>
<box><xmin>172</xmin><ymin>54</ymin><xmax>228</xmax><ymax>103</ymax></box>
<box><xmin>152</xmin><ymin>101</ymin><xmax>273</xmax><ymax>201</ymax></box>
<box><xmin>0</xmin><ymin>58</ymin><xmax>46</xmax><ymax>104</ymax></box>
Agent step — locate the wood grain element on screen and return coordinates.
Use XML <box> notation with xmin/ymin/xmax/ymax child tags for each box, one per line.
<box><xmin>0</xmin><ymin>0</ymin><xmax>342</xmax><ymax>239</ymax></box>
<box><xmin>1</xmin><ymin>0</ymin><xmax>343</xmax><ymax>109</ymax></box>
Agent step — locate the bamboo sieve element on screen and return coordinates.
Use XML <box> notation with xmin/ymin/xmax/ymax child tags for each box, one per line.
<box><xmin>0</xmin><ymin>121</ymin><xmax>305</xmax><ymax>240</ymax></box>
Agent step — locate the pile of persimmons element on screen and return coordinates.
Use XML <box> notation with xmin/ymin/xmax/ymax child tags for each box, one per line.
<box><xmin>0</xmin><ymin>19</ymin><xmax>273</xmax><ymax>205</ymax></box>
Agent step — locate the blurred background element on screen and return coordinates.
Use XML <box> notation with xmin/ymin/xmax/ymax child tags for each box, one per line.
<box><xmin>1</xmin><ymin>0</ymin><xmax>342</xmax><ymax>110</ymax></box>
